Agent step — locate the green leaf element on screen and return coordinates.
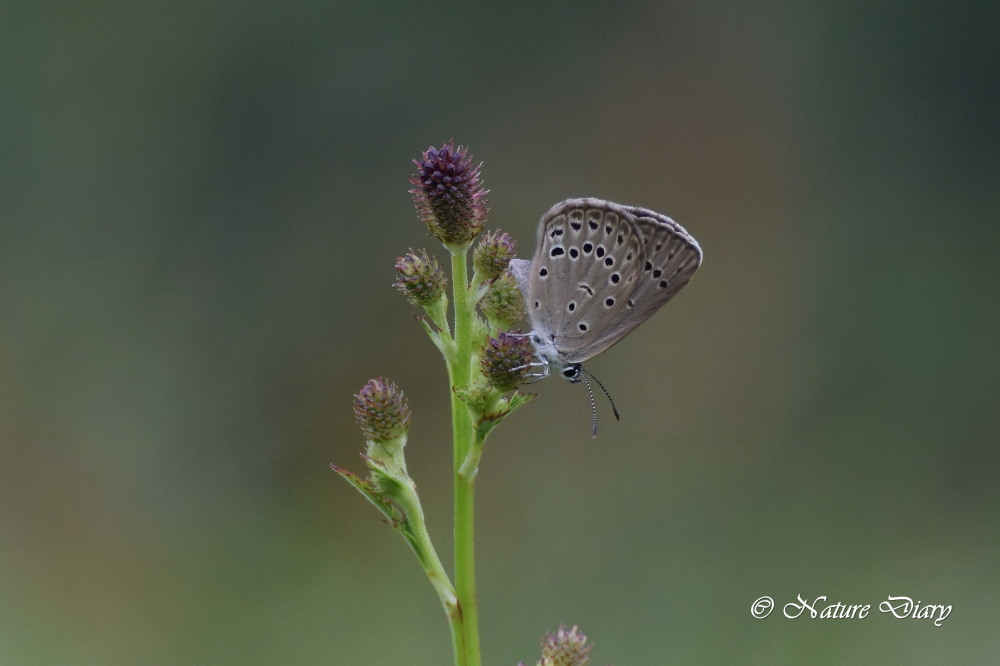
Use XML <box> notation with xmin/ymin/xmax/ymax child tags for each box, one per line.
<box><xmin>331</xmin><ymin>463</ymin><xmax>405</xmax><ymax>528</ymax></box>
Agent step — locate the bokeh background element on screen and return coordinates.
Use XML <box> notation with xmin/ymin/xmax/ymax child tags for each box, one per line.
<box><xmin>2</xmin><ymin>2</ymin><xmax>998</xmax><ymax>663</ymax></box>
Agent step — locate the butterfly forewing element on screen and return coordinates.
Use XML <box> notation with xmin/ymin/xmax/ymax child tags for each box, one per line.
<box><xmin>525</xmin><ymin>200</ymin><xmax>647</xmax><ymax>363</ymax></box>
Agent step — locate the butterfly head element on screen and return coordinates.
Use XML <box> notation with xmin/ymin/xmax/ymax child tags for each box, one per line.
<box><xmin>560</xmin><ymin>363</ymin><xmax>583</xmax><ymax>383</ymax></box>
<box><xmin>528</xmin><ymin>331</ymin><xmax>620</xmax><ymax>434</ymax></box>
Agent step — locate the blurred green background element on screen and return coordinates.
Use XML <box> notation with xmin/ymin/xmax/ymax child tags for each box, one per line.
<box><xmin>2</xmin><ymin>1</ymin><xmax>997</xmax><ymax>663</ymax></box>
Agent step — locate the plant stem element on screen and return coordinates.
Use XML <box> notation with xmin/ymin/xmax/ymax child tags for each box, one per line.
<box><xmin>448</xmin><ymin>247</ymin><xmax>481</xmax><ymax>666</ymax></box>
<box><xmin>393</xmin><ymin>481</ymin><xmax>463</xmax><ymax>664</ymax></box>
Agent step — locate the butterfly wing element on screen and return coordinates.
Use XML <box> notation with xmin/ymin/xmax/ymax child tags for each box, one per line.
<box><xmin>514</xmin><ymin>199</ymin><xmax>702</xmax><ymax>365</ymax></box>
<box><xmin>518</xmin><ymin>199</ymin><xmax>648</xmax><ymax>364</ymax></box>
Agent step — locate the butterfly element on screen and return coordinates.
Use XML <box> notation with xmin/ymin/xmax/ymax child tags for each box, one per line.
<box><xmin>508</xmin><ymin>198</ymin><xmax>702</xmax><ymax>429</ymax></box>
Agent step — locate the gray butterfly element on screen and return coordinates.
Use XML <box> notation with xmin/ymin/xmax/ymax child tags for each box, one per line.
<box><xmin>509</xmin><ymin>198</ymin><xmax>702</xmax><ymax>402</ymax></box>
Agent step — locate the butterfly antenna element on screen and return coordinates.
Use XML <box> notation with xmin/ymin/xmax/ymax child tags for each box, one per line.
<box><xmin>577</xmin><ymin>370</ymin><xmax>600</xmax><ymax>437</ymax></box>
<box><xmin>580</xmin><ymin>367</ymin><xmax>621</xmax><ymax>423</ymax></box>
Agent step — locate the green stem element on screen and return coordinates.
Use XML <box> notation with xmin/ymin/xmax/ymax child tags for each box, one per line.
<box><xmin>392</xmin><ymin>481</ymin><xmax>463</xmax><ymax>663</ymax></box>
<box><xmin>448</xmin><ymin>246</ymin><xmax>481</xmax><ymax>666</ymax></box>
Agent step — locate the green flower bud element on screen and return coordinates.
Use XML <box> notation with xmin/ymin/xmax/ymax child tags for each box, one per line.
<box><xmin>480</xmin><ymin>331</ymin><xmax>533</xmax><ymax>392</ymax></box>
<box><xmin>473</xmin><ymin>229</ymin><xmax>516</xmax><ymax>280</ymax></box>
<box><xmin>353</xmin><ymin>377</ymin><xmax>411</xmax><ymax>443</ymax></box>
<box><xmin>394</xmin><ymin>249</ymin><xmax>447</xmax><ymax>306</ymax></box>
<box><xmin>480</xmin><ymin>270</ymin><xmax>526</xmax><ymax>329</ymax></box>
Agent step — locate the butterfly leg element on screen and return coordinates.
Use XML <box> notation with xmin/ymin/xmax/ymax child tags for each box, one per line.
<box><xmin>515</xmin><ymin>357</ymin><xmax>550</xmax><ymax>382</ymax></box>
<box><xmin>505</xmin><ymin>329</ymin><xmax>552</xmax><ymax>381</ymax></box>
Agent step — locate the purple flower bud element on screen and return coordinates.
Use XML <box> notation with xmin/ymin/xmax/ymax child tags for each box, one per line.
<box><xmin>472</xmin><ymin>229</ymin><xmax>516</xmax><ymax>280</ymax></box>
<box><xmin>410</xmin><ymin>141</ymin><xmax>489</xmax><ymax>246</ymax></box>
<box><xmin>480</xmin><ymin>270</ymin><xmax>525</xmax><ymax>329</ymax></box>
<box><xmin>480</xmin><ymin>331</ymin><xmax>533</xmax><ymax>392</ymax></box>
<box><xmin>394</xmin><ymin>249</ymin><xmax>447</xmax><ymax>306</ymax></box>
<box><xmin>540</xmin><ymin>625</ymin><xmax>593</xmax><ymax>666</ymax></box>
<box><xmin>353</xmin><ymin>378</ymin><xmax>411</xmax><ymax>443</ymax></box>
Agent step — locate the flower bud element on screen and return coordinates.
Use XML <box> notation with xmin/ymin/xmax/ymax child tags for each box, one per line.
<box><xmin>394</xmin><ymin>249</ymin><xmax>446</xmax><ymax>306</ymax></box>
<box><xmin>540</xmin><ymin>625</ymin><xmax>592</xmax><ymax>666</ymax></box>
<box><xmin>353</xmin><ymin>378</ymin><xmax>411</xmax><ymax>443</ymax></box>
<box><xmin>410</xmin><ymin>142</ymin><xmax>489</xmax><ymax>246</ymax></box>
<box><xmin>480</xmin><ymin>270</ymin><xmax>526</xmax><ymax>329</ymax></box>
<box><xmin>480</xmin><ymin>331</ymin><xmax>533</xmax><ymax>392</ymax></box>
<box><xmin>472</xmin><ymin>229</ymin><xmax>516</xmax><ymax>280</ymax></box>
